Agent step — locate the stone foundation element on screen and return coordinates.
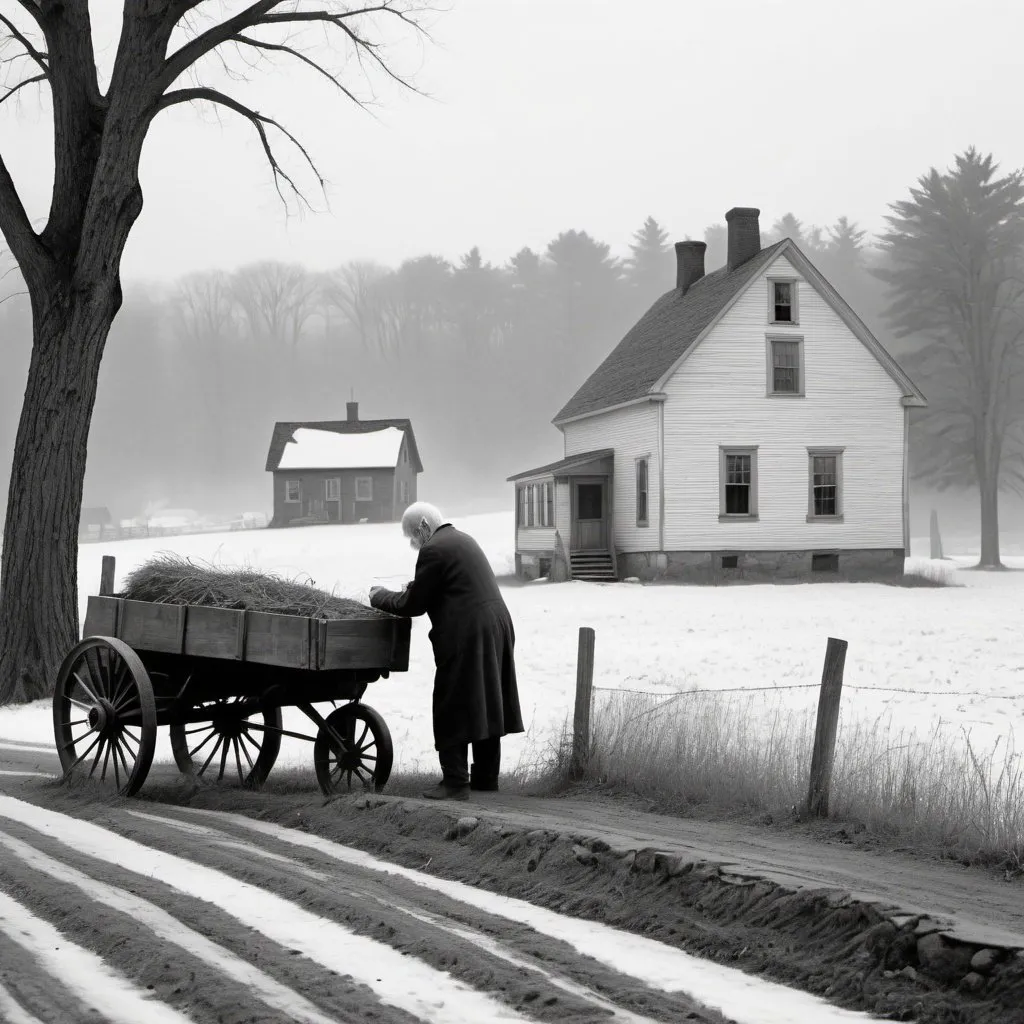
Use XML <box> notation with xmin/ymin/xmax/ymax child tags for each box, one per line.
<box><xmin>515</xmin><ymin>551</ymin><xmax>553</xmax><ymax>581</ymax></box>
<box><xmin>617</xmin><ymin>548</ymin><xmax>906</xmax><ymax>584</ymax></box>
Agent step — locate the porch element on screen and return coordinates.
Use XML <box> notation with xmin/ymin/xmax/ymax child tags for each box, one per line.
<box><xmin>507</xmin><ymin>448</ymin><xmax>617</xmax><ymax>582</ymax></box>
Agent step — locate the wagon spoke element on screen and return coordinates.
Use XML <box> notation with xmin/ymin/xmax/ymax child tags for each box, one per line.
<box><xmin>232</xmin><ymin>738</ymin><xmax>245</xmax><ymax>785</ymax></box>
<box><xmin>237</xmin><ymin>736</ymin><xmax>256</xmax><ymax>772</ymax></box>
<box><xmin>66</xmin><ymin>717</ymin><xmax>89</xmax><ymax>728</ymax></box>
<box><xmin>82</xmin><ymin>649</ymin><xmax>105</xmax><ymax>697</ymax></box>
<box><xmin>218</xmin><ymin>737</ymin><xmax>230</xmax><ymax>781</ymax></box>
<box><xmin>120</xmin><ymin>728</ymin><xmax>140</xmax><ymax>755</ymax></box>
<box><xmin>114</xmin><ymin>738</ymin><xmax>134</xmax><ymax>788</ymax></box>
<box><xmin>356</xmin><ymin>722</ymin><xmax>369</xmax><ymax>748</ymax></box>
<box><xmin>71</xmin><ymin>671</ymin><xmax>101</xmax><ymax>707</ymax></box>
<box><xmin>110</xmin><ymin>664</ymin><xmax>133</xmax><ymax>709</ymax></box>
<box><xmin>67</xmin><ymin>733</ymin><xmax>102</xmax><ymax>771</ymax></box>
<box><xmin>189</xmin><ymin>728</ymin><xmax>219</xmax><ymax>759</ymax></box>
<box><xmin>199</xmin><ymin>735</ymin><xmax>226</xmax><ymax>776</ymax></box>
<box><xmin>95</xmin><ymin>739</ymin><xmax>110</xmax><ymax>780</ymax></box>
<box><xmin>67</xmin><ymin>696</ymin><xmax>93</xmax><ymax>713</ymax></box>
<box><xmin>112</xmin><ymin>743</ymin><xmax>122</xmax><ymax>790</ymax></box>
<box><xmin>346</xmin><ymin>768</ymin><xmax>354</xmax><ymax>789</ymax></box>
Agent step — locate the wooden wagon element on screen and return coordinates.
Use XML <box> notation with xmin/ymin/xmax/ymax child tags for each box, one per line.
<box><xmin>52</xmin><ymin>557</ymin><xmax>411</xmax><ymax>798</ymax></box>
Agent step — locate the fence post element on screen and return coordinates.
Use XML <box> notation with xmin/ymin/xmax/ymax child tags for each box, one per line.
<box><xmin>929</xmin><ymin>509</ymin><xmax>944</xmax><ymax>560</ymax></box>
<box><xmin>99</xmin><ymin>555</ymin><xmax>116</xmax><ymax>597</ymax></box>
<box><xmin>805</xmin><ymin>636</ymin><xmax>848</xmax><ymax>818</ymax></box>
<box><xmin>571</xmin><ymin>626</ymin><xmax>596</xmax><ymax>779</ymax></box>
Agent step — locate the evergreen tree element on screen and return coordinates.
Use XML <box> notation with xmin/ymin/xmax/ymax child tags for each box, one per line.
<box><xmin>624</xmin><ymin>215</ymin><xmax>672</xmax><ymax>310</ymax></box>
<box><xmin>703</xmin><ymin>223</ymin><xmax>727</xmax><ymax>271</ymax></box>
<box><xmin>874</xmin><ymin>148</ymin><xmax>1024</xmax><ymax>568</ymax></box>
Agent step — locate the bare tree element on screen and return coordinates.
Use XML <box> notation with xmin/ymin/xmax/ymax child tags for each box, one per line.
<box><xmin>324</xmin><ymin>258</ymin><xmax>390</xmax><ymax>354</ymax></box>
<box><xmin>0</xmin><ymin>0</ymin><xmax>432</xmax><ymax>704</ymax></box>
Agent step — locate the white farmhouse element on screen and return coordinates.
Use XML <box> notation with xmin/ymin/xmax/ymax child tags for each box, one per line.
<box><xmin>507</xmin><ymin>207</ymin><xmax>927</xmax><ymax>583</ymax></box>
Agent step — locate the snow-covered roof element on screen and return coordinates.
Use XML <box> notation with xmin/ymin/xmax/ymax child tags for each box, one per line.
<box><xmin>276</xmin><ymin>426</ymin><xmax>405</xmax><ymax>471</ymax></box>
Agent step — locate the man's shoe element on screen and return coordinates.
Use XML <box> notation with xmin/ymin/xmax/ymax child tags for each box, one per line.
<box><xmin>421</xmin><ymin>782</ymin><xmax>469</xmax><ymax>801</ymax></box>
<box><xmin>469</xmin><ymin>777</ymin><xmax>499</xmax><ymax>792</ymax></box>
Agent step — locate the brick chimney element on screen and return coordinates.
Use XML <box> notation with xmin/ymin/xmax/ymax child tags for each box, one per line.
<box><xmin>346</xmin><ymin>401</ymin><xmax>358</xmax><ymax>422</ymax></box>
<box><xmin>675</xmin><ymin>241</ymin><xmax>706</xmax><ymax>296</ymax></box>
<box><xmin>725</xmin><ymin>207</ymin><xmax>761</xmax><ymax>271</ymax></box>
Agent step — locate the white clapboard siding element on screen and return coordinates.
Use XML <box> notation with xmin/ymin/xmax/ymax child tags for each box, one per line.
<box><xmin>517</xmin><ymin>527</ymin><xmax>556</xmax><ymax>552</ymax></box>
<box><xmin>555</xmin><ymin>479</ymin><xmax>571</xmax><ymax>542</ymax></box>
<box><xmin>561</xmin><ymin>403</ymin><xmax>660</xmax><ymax>552</ymax></box>
<box><xmin>662</xmin><ymin>253</ymin><xmax>905</xmax><ymax>550</ymax></box>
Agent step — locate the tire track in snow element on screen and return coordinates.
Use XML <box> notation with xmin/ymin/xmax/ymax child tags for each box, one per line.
<box><xmin>167</xmin><ymin>805</ymin><xmax>878</xmax><ymax>1024</ymax></box>
<box><xmin>0</xmin><ymin>829</ymin><xmax>346</xmax><ymax>1024</ymax></box>
<box><xmin>0</xmin><ymin>978</ymin><xmax>47</xmax><ymax>1024</ymax></box>
<box><xmin>0</xmin><ymin>795</ymin><xmax>534</xmax><ymax>1024</ymax></box>
<box><xmin>0</xmin><ymin>888</ymin><xmax>196</xmax><ymax>1024</ymax></box>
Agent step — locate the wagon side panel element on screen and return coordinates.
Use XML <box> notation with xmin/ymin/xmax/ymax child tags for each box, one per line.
<box><xmin>118</xmin><ymin>600</ymin><xmax>186</xmax><ymax>654</ymax></box>
<box><xmin>319</xmin><ymin>617</ymin><xmax>411</xmax><ymax>671</ymax></box>
<box><xmin>244</xmin><ymin>611</ymin><xmax>313</xmax><ymax>669</ymax></box>
<box><xmin>183</xmin><ymin>606</ymin><xmax>246</xmax><ymax>660</ymax></box>
<box><xmin>82</xmin><ymin>596</ymin><xmax>121</xmax><ymax>640</ymax></box>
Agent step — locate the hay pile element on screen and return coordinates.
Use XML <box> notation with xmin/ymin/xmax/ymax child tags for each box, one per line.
<box><xmin>120</xmin><ymin>553</ymin><xmax>395</xmax><ymax>620</ymax></box>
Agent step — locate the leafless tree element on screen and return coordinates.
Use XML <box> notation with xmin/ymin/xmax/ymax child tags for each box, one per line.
<box><xmin>0</xmin><ymin>0</ymin><xmax>433</xmax><ymax>704</ymax></box>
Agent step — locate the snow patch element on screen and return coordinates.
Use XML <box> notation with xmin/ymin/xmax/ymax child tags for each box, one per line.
<box><xmin>277</xmin><ymin>427</ymin><xmax>405</xmax><ymax>470</ymax></box>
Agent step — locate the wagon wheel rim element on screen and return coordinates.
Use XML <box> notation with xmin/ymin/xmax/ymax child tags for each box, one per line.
<box><xmin>170</xmin><ymin>696</ymin><xmax>282</xmax><ymax>789</ymax></box>
<box><xmin>327</xmin><ymin>717</ymin><xmax>377</xmax><ymax>791</ymax></box>
<box><xmin>53</xmin><ymin>637</ymin><xmax>156</xmax><ymax>798</ymax></box>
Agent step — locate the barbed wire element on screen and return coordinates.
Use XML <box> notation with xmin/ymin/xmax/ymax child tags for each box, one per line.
<box><xmin>593</xmin><ymin>683</ymin><xmax>1023</xmax><ymax>701</ymax></box>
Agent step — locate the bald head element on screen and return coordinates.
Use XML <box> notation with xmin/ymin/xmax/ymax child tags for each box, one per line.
<box><xmin>401</xmin><ymin>501</ymin><xmax>445</xmax><ymax>550</ymax></box>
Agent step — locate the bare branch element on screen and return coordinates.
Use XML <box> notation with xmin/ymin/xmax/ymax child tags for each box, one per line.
<box><xmin>0</xmin><ymin>151</ymin><xmax>46</xmax><ymax>281</ymax></box>
<box><xmin>0</xmin><ymin>11</ymin><xmax>48</xmax><ymax>76</ymax></box>
<box><xmin>11</xmin><ymin>1</ymin><xmax>42</xmax><ymax>28</ymax></box>
<box><xmin>0</xmin><ymin>71</ymin><xmax>45</xmax><ymax>107</ymax></box>
<box><xmin>152</xmin><ymin>86</ymin><xmax>323</xmax><ymax>208</ymax></box>
<box><xmin>230</xmin><ymin>32</ymin><xmax>368</xmax><ymax>112</ymax></box>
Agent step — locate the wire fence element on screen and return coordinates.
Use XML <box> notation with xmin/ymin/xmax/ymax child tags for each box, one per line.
<box><xmin>595</xmin><ymin>683</ymin><xmax>1022</xmax><ymax>700</ymax></box>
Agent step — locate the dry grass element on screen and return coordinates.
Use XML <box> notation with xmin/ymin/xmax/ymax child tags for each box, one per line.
<box><xmin>120</xmin><ymin>553</ymin><xmax>394</xmax><ymax>619</ymax></box>
<box><xmin>901</xmin><ymin>557</ymin><xmax>961</xmax><ymax>587</ymax></box>
<box><xmin>574</xmin><ymin>688</ymin><xmax>1023</xmax><ymax>867</ymax></box>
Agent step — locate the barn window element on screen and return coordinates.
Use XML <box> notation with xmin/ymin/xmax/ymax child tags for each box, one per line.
<box><xmin>807</xmin><ymin>448</ymin><xmax>844</xmax><ymax>520</ymax></box>
<box><xmin>526</xmin><ymin>484</ymin><xmax>535</xmax><ymax>527</ymax></box>
<box><xmin>812</xmin><ymin>552</ymin><xmax>839</xmax><ymax>572</ymax></box>
<box><xmin>285</xmin><ymin>479</ymin><xmax>301</xmax><ymax>503</ymax></box>
<box><xmin>721</xmin><ymin>554</ymin><xmax>738</xmax><ymax>569</ymax></box>
<box><xmin>538</xmin><ymin>482</ymin><xmax>554</xmax><ymax>527</ymax></box>
<box><xmin>770</xmin><ymin>280</ymin><xmax>798</xmax><ymax>323</ymax></box>
<box><xmin>636</xmin><ymin>457</ymin><xmax>649</xmax><ymax>527</ymax></box>
<box><xmin>768</xmin><ymin>337</ymin><xmax>803</xmax><ymax>395</ymax></box>
<box><xmin>719</xmin><ymin>447</ymin><xmax>758</xmax><ymax>518</ymax></box>
<box><xmin>516</xmin><ymin>486</ymin><xmax>528</xmax><ymax>526</ymax></box>
<box><xmin>325</xmin><ymin>477</ymin><xmax>341</xmax><ymax>502</ymax></box>
<box><xmin>355</xmin><ymin>476</ymin><xmax>373</xmax><ymax>501</ymax></box>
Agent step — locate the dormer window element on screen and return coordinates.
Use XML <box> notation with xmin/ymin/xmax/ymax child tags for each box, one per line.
<box><xmin>770</xmin><ymin>280</ymin><xmax>798</xmax><ymax>324</ymax></box>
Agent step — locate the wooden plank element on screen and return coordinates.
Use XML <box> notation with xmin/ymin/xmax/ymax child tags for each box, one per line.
<box><xmin>320</xmin><ymin>617</ymin><xmax>411</xmax><ymax>671</ymax></box>
<box><xmin>244</xmin><ymin>611</ymin><xmax>312</xmax><ymax>669</ymax></box>
<box><xmin>118</xmin><ymin>600</ymin><xmax>187</xmax><ymax>654</ymax></box>
<box><xmin>99</xmin><ymin>556</ymin><xmax>116</xmax><ymax>597</ymax></box>
<box><xmin>82</xmin><ymin>595</ymin><xmax>119</xmax><ymax>639</ymax></box>
<box><xmin>570</xmin><ymin>626</ymin><xmax>596</xmax><ymax>780</ymax></box>
<box><xmin>805</xmin><ymin>637</ymin><xmax>849</xmax><ymax>818</ymax></box>
<box><xmin>182</xmin><ymin>605</ymin><xmax>246</xmax><ymax>660</ymax></box>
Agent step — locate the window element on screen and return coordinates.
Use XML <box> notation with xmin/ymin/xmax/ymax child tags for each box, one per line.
<box><xmin>325</xmin><ymin>477</ymin><xmax>341</xmax><ymax>502</ymax></box>
<box><xmin>719</xmin><ymin>447</ymin><xmax>758</xmax><ymax>519</ymax></box>
<box><xmin>770</xmin><ymin>280</ymin><xmax>798</xmax><ymax>323</ymax></box>
<box><xmin>539</xmin><ymin>482</ymin><xmax>554</xmax><ymax>527</ymax></box>
<box><xmin>526</xmin><ymin>484</ymin><xmax>536</xmax><ymax>527</ymax></box>
<box><xmin>635</xmin><ymin>457</ymin><xmax>649</xmax><ymax>527</ymax></box>
<box><xmin>808</xmin><ymin>448</ymin><xmax>844</xmax><ymax>520</ymax></box>
<box><xmin>284</xmin><ymin>479</ymin><xmax>300</xmax><ymax>503</ymax></box>
<box><xmin>400</xmin><ymin>480</ymin><xmax>409</xmax><ymax>505</ymax></box>
<box><xmin>355</xmin><ymin>476</ymin><xmax>373</xmax><ymax>501</ymax></box>
<box><xmin>812</xmin><ymin>552</ymin><xmax>839</xmax><ymax>572</ymax></box>
<box><xmin>767</xmin><ymin>337</ymin><xmax>803</xmax><ymax>395</ymax></box>
<box><xmin>516</xmin><ymin>486</ymin><xmax>528</xmax><ymax>526</ymax></box>
<box><xmin>721</xmin><ymin>554</ymin><xmax>738</xmax><ymax>569</ymax></box>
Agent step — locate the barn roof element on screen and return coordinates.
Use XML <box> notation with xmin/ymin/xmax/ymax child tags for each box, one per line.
<box><xmin>277</xmin><ymin>427</ymin><xmax>405</xmax><ymax>471</ymax></box>
<box><xmin>266</xmin><ymin>419</ymin><xmax>423</xmax><ymax>473</ymax></box>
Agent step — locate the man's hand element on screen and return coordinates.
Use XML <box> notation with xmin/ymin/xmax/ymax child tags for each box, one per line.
<box><xmin>368</xmin><ymin>586</ymin><xmax>385</xmax><ymax>600</ymax></box>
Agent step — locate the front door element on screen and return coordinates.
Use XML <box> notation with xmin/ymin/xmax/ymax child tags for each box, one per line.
<box><xmin>571</xmin><ymin>479</ymin><xmax>607</xmax><ymax>551</ymax></box>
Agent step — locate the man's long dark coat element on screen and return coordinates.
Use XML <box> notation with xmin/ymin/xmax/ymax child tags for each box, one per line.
<box><xmin>370</xmin><ymin>524</ymin><xmax>524</xmax><ymax>750</ymax></box>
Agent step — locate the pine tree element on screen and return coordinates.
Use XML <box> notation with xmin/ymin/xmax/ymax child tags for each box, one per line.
<box><xmin>874</xmin><ymin>148</ymin><xmax>1024</xmax><ymax>568</ymax></box>
<box><xmin>624</xmin><ymin>216</ymin><xmax>672</xmax><ymax>310</ymax></box>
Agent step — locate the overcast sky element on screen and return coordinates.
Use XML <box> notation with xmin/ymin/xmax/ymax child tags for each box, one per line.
<box><xmin>1</xmin><ymin>0</ymin><xmax>1020</xmax><ymax>282</ymax></box>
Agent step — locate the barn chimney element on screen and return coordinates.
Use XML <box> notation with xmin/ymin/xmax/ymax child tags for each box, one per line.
<box><xmin>675</xmin><ymin>241</ymin><xmax>706</xmax><ymax>296</ymax></box>
<box><xmin>346</xmin><ymin>401</ymin><xmax>359</xmax><ymax>422</ymax></box>
<box><xmin>725</xmin><ymin>207</ymin><xmax>761</xmax><ymax>271</ymax></box>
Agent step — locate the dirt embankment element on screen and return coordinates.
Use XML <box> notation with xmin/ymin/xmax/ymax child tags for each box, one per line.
<box><xmin>154</xmin><ymin>783</ymin><xmax>1024</xmax><ymax>1024</ymax></box>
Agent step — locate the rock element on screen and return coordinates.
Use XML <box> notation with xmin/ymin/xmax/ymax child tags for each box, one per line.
<box><xmin>917</xmin><ymin>933</ymin><xmax>975</xmax><ymax>984</ymax></box>
<box><xmin>620</xmin><ymin>851</ymin><xmax>636</xmax><ymax>870</ymax></box>
<box><xmin>899</xmin><ymin>966</ymin><xmax>918</xmax><ymax>982</ymax></box>
<box><xmin>455</xmin><ymin>816</ymin><xmax>479</xmax><ymax>837</ymax></box>
<box><xmin>623</xmin><ymin>576</ymin><xmax>641</xmax><ymax>584</ymax></box>
<box><xmin>525</xmin><ymin>829</ymin><xmax>547</xmax><ymax>843</ymax></box>
<box><xmin>884</xmin><ymin>930</ymin><xmax>919</xmax><ymax>970</ymax></box>
<box><xmin>572</xmin><ymin>844</ymin><xmax>596</xmax><ymax>866</ymax></box>
<box><xmin>970</xmin><ymin>948</ymin><xmax>1000</xmax><ymax>974</ymax></box>
<box><xmin>959</xmin><ymin>971</ymin><xmax>986</xmax><ymax>994</ymax></box>
<box><xmin>588</xmin><ymin>838</ymin><xmax>611</xmax><ymax>854</ymax></box>
<box><xmin>632</xmin><ymin>848</ymin><xmax>658</xmax><ymax>873</ymax></box>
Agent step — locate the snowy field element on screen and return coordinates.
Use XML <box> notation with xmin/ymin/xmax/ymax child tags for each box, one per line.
<box><xmin>0</xmin><ymin>512</ymin><xmax>1021</xmax><ymax>778</ymax></box>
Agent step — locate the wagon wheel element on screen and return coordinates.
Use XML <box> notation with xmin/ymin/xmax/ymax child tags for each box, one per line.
<box><xmin>169</xmin><ymin>697</ymin><xmax>282</xmax><ymax>789</ymax></box>
<box><xmin>52</xmin><ymin>637</ymin><xmax>157</xmax><ymax>798</ymax></box>
<box><xmin>314</xmin><ymin>703</ymin><xmax>393</xmax><ymax>796</ymax></box>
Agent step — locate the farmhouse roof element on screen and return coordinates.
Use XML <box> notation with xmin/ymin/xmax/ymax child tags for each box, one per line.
<box><xmin>552</xmin><ymin>237</ymin><xmax>926</xmax><ymax>425</ymax></box>
<box><xmin>266</xmin><ymin>418</ymin><xmax>423</xmax><ymax>473</ymax></box>
<box><xmin>506</xmin><ymin>448</ymin><xmax>614</xmax><ymax>483</ymax></box>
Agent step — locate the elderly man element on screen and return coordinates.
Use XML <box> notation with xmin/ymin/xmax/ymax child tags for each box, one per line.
<box><xmin>369</xmin><ymin>502</ymin><xmax>524</xmax><ymax>801</ymax></box>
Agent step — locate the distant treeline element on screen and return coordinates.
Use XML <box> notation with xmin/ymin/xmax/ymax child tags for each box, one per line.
<box><xmin>0</xmin><ymin>212</ymin><xmax>906</xmax><ymax>520</ymax></box>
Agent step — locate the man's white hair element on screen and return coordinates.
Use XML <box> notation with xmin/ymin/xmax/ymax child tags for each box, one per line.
<box><xmin>401</xmin><ymin>501</ymin><xmax>445</xmax><ymax>536</ymax></box>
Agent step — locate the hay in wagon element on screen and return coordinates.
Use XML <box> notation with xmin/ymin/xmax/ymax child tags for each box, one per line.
<box><xmin>120</xmin><ymin>553</ymin><xmax>396</xmax><ymax>620</ymax></box>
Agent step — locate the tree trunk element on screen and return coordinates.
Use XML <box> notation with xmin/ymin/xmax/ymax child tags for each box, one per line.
<box><xmin>978</xmin><ymin>471</ymin><xmax>1002</xmax><ymax>569</ymax></box>
<box><xmin>0</xmin><ymin>288</ymin><xmax>114</xmax><ymax>704</ymax></box>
